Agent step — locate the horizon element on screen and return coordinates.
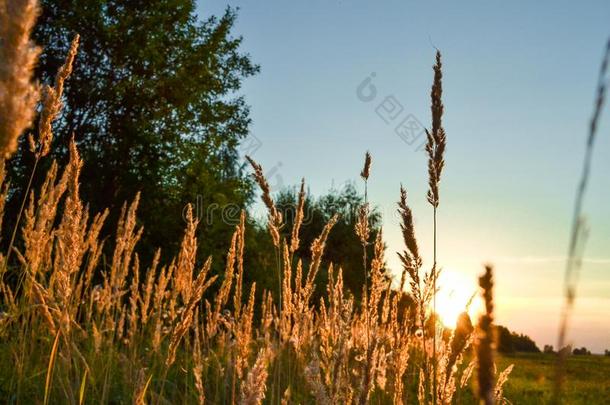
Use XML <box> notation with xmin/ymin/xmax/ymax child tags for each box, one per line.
<box><xmin>198</xmin><ymin>0</ymin><xmax>610</xmax><ymax>353</ymax></box>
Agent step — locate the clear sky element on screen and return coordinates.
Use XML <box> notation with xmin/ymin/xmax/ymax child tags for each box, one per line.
<box><xmin>196</xmin><ymin>0</ymin><xmax>610</xmax><ymax>352</ymax></box>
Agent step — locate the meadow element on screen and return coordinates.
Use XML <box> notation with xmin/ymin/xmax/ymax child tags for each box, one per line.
<box><xmin>0</xmin><ymin>1</ymin><xmax>608</xmax><ymax>404</ymax></box>
<box><xmin>497</xmin><ymin>353</ymin><xmax>610</xmax><ymax>404</ymax></box>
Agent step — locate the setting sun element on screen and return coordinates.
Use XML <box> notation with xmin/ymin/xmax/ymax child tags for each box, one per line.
<box><xmin>434</xmin><ymin>269</ymin><xmax>483</xmax><ymax>328</ymax></box>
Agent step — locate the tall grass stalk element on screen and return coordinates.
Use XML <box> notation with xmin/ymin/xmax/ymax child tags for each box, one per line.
<box><xmin>553</xmin><ymin>38</ymin><xmax>610</xmax><ymax>403</ymax></box>
<box><xmin>425</xmin><ymin>51</ymin><xmax>447</xmax><ymax>404</ymax></box>
<box><xmin>356</xmin><ymin>151</ymin><xmax>372</xmax><ymax>405</ymax></box>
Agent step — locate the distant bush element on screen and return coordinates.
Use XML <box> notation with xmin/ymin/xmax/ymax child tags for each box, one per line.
<box><xmin>543</xmin><ymin>344</ymin><xmax>555</xmax><ymax>354</ymax></box>
<box><xmin>573</xmin><ymin>347</ymin><xmax>591</xmax><ymax>355</ymax></box>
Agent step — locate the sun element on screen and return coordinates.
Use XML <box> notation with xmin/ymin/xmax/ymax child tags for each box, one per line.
<box><xmin>434</xmin><ymin>269</ymin><xmax>482</xmax><ymax>328</ymax></box>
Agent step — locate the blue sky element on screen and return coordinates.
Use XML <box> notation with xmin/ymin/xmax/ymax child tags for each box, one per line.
<box><xmin>196</xmin><ymin>0</ymin><xmax>610</xmax><ymax>352</ymax></box>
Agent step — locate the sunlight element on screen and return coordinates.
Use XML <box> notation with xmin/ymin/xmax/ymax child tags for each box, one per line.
<box><xmin>434</xmin><ymin>269</ymin><xmax>483</xmax><ymax>328</ymax></box>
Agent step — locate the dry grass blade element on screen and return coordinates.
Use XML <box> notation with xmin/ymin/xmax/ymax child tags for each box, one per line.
<box><xmin>134</xmin><ymin>371</ymin><xmax>153</xmax><ymax>405</ymax></box>
<box><xmin>44</xmin><ymin>329</ymin><xmax>61</xmax><ymax>405</ymax></box>
<box><xmin>79</xmin><ymin>368</ymin><xmax>88</xmax><ymax>405</ymax></box>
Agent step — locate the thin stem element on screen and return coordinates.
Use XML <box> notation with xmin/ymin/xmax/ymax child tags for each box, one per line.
<box><xmin>5</xmin><ymin>155</ymin><xmax>39</xmax><ymax>267</ymax></box>
<box><xmin>274</xmin><ymin>244</ymin><xmax>281</xmax><ymax>404</ymax></box>
<box><xmin>432</xmin><ymin>205</ymin><xmax>437</xmax><ymax>405</ymax></box>
<box><xmin>553</xmin><ymin>38</ymin><xmax>609</xmax><ymax>404</ymax></box>
<box><xmin>360</xmin><ymin>179</ymin><xmax>370</xmax><ymax>405</ymax></box>
<box><xmin>363</xmin><ymin>179</ymin><xmax>369</xmax><ymax>354</ymax></box>
<box><xmin>231</xmin><ymin>349</ymin><xmax>237</xmax><ymax>405</ymax></box>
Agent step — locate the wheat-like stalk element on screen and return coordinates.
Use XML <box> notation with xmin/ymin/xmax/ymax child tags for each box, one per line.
<box><xmin>289</xmin><ymin>178</ymin><xmax>305</xmax><ymax>254</ymax></box>
<box><xmin>425</xmin><ymin>50</ymin><xmax>447</xmax><ymax>405</ymax></box>
<box><xmin>33</xmin><ymin>34</ymin><xmax>79</xmax><ymax>158</ymax></box>
<box><xmin>425</xmin><ymin>51</ymin><xmax>446</xmax><ymax>210</ymax></box>
<box><xmin>246</xmin><ymin>155</ymin><xmax>283</xmax><ymax>248</ymax></box>
<box><xmin>166</xmin><ymin>257</ymin><xmax>214</xmax><ymax>367</ymax></box>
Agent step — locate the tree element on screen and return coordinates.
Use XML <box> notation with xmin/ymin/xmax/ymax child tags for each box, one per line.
<box><xmin>572</xmin><ymin>347</ymin><xmax>591</xmax><ymax>356</ymax></box>
<box><xmin>496</xmin><ymin>325</ymin><xmax>540</xmax><ymax>353</ymax></box>
<box><xmin>543</xmin><ymin>344</ymin><xmax>555</xmax><ymax>354</ymax></box>
<box><xmin>496</xmin><ymin>325</ymin><xmax>515</xmax><ymax>353</ymax></box>
<box><xmin>511</xmin><ymin>332</ymin><xmax>540</xmax><ymax>353</ymax></box>
<box><xmin>6</xmin><ymin>0</ymin><xmax>258</xmax><ymax>266</ymax></box>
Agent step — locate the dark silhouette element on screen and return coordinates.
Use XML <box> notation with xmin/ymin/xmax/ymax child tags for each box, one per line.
<box><xmin>572</xmin><ymin>347</ymin><xmax>591</xmax><ymax>356</ymax></box>
<box><xmin>496</xmin><ymin>325</ymin><xmax>540</xmax><ymax>353</ymax></box>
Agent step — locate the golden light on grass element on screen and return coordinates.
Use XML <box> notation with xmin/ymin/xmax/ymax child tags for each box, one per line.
<box><xmin>10</xmin><ymin>2</ymin><xmax>603</xmax><ymax>401</ymax></box>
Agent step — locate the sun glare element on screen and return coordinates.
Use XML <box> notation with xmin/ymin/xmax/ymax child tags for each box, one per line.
<box><xmin>434</xmin><ymin>269</ymin><xmax>483</xmax><ymax>328</ymax></box>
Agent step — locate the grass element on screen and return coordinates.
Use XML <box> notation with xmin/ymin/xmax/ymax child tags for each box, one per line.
<box><xmin>0</xmin><ymin>1</ymin><xmax>608</xmax><ymax>404</ymax></box>
<box><xmin>454</xmin><ymin>353</ymin><xmax>610</xmax><ymax>404</ymax></box>
<box><xmin>496</xmin><ymin>353</ymin><xmax>610</xmax><ymax>404</ymax></box>
<box><xmin>0</xmin><ymin>29</ymin><xmax>495</xmax><ymax>402</ymax></box>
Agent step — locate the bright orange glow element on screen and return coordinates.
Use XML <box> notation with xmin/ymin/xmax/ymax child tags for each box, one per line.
<box><xmin>434</xmin><ymin>269</ymin><xmax>483</xmax><ymax>328</ymax></box>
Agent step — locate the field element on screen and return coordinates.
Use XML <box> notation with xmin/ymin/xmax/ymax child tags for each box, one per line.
<box><xmin>450</xmin><ymin>353</ymin><xmax>610</xmax><ymax>404</ymax></box>
<box><xmin>497</xmin><ymin>354</ymin><xmax>610</xmax><ymax>404</ymax></box>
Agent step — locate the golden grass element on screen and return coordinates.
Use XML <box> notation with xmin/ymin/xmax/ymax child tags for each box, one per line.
<box><xmin>0</xmin><ymin>17</ymin><xmax>500</xmax><ymax>405</ymax></box>
<box><xmin>2</xmin><ymin>1</ymin><xmax>602</xmax><ymax>404</ymax></box>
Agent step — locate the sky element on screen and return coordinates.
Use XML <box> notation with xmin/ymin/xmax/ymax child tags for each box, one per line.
<box><xmin>195</xmin><ymin>0</ymin><xmax>610</xmax><ymax>353</ymax></box>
